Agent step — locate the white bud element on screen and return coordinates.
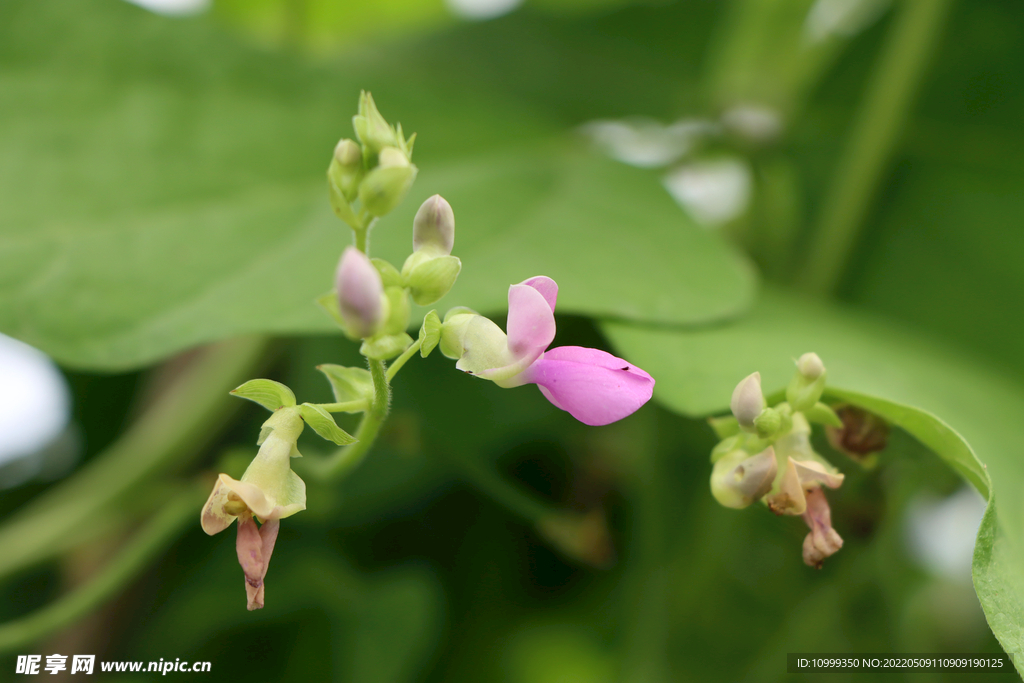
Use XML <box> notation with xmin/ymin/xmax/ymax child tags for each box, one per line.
<box><xmin>730</xmin><ymin>371</ymin><xmax>765</xmax><ymax>429</ymax></box>
<box><xmin>797</xmin><ymin>352</ymin><xmax>825</xmax><ymax>380</ymax></box>
<box><xmin>413</xmin><ymin>194</ymin><xmax>455</xmax><ymax>256</ymax></box>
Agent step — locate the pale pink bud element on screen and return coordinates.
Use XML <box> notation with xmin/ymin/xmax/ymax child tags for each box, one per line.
<box><xmin>335</xmin><ymin>247</ymin><xmax>384</xmax><ymax>338</ymax></box>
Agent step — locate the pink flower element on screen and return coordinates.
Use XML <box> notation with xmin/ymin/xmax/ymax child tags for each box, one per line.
<box><xmin>440</xmin><ymin>276</ymin><xmax>654</xmax><ymax>426</ymax></box>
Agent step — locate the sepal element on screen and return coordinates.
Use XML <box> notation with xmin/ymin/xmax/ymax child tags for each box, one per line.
<box><xmin>299</xmin><ymin>403</ymin><xmax>357</xmax><ymax>445</ymax></box>
<box><xmin>419</xmin><ymin>310</ymin><xmax>442</xmax><ymax>357</ymax></box>
<box><xmin>316</xmin><ymin>364</ymin><xmax>373</xmax><ymax>404</ymax></box>
<box><xmin>405</xmin><ymin>255</ymin><xmax>462</xmax><ymax>305</ymax></box>
<box><xmin>361</xmin><ymin>332</ymin><xmax>414</xmax><ymax>360</ymax></box>
<box><xmin>359</xmin><ymin>164</ymin><xmax>417</xmax><ymax>217</ymax></box>
<box><xmin>230</xmin><ymin>379</ymin><xmax>296</xmax><ymax>412</ymax></box>
<box><xmin>371</xmin><ymin>258</ymin><xmax>403</xmax><ymax>287</ymax></box>
<box><xmin>804</xmin><ymin>402</ymin><xmax>843</xmax><ymax>428</ymax></box>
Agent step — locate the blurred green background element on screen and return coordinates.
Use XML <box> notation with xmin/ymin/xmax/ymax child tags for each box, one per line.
<box><xmin>2</xmin><ymin>0</ymin><xmax>1024</xmax><ymax>680</ymax></box>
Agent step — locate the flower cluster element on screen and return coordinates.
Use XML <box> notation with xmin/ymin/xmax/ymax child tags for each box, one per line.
<box><xmin>709</xmin><ymin>353</ymin><xmax>848</xmax><ymax>567</ymax></box>
<box><xmin>202</xmin><ymin>92</ymin><xmax>656</xmax><ymax>611</ymax></box>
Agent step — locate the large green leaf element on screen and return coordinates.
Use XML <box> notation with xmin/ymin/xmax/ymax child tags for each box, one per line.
<box><xmin>602</xmin><ymin>288</ymin><xmax>1024</xmax><ymax>670</ymax></box>
<box><xmin>0</xmin><ymin>0</ymin><xmax>752</xmax><ymax>370</ymax></box>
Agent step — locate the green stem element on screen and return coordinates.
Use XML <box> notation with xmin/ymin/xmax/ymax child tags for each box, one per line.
<box><xmin>386</xmin><ymin>339</ymin><xmax>422</xmax><ymax>382</ymax></box>
<box><xmin>317</xmin><ymin>400</ymin><xmax>369</xmax><ymax>413</ymax></box>
<box><xmin>0</xmin><ymin>485</ymin><xmax>203</xmax><ymax>653</ymax></box>
<box><xmin>798</xmin><ymin>0</ymin><xmax>954</xmax><ymax>295</ymax></box>
<box><xmin>621</xmin><ymin>411</ymin><xmax>668</xmax><ymax>683</ymax></box>
<box><xmin>353</xmin><ymin>227</ymin><xmax>368</xmax><ymax>254</ymax></box>
<box><xmin>453</xmin><ymin>454</ymin><xmax>551</xmax><ymax>522</ymax></box>
<box><xmin>450</xmin><ymin>453</ymin><xmax>610</xmax><ymax>566</ymax></box>
<box><xmin>313</xmin><ymin>358</ymin><xmax>390</xmax><ymax>480</ymax></box>
<box><xmin>0</xmin><ymin>337</ymin><xmax>268</xmax><ymax>581</ymax></box>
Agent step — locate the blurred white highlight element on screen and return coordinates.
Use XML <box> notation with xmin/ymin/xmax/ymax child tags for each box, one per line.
<box><xmin>124</xmin><ymin>0</ymin><xmax>210</xmax><ymax>16</ymax></box>
<box><xmin>581</xmin><ymin>118</ymin><xmax>719</xmax><ymax>169</ymax></box>
<box><xmin>446</xmin><ymin>0</ymin><xmax>524</xmax><ymax>20</ymax></box>
<box><xmin>721</xmin><ymin>104</ymin><xmax>783</xmax><ymax>143</ymax></box>
<box><xmin>0</xmin><ymin>334</ymin><xmax>74</xmax><ymax>488</ymax></box>
<box><xmin>906</xmin><ymin>486</ymin><xmax>986</xmax><ymax>582</ymax></box>
<box><xmin>663</xmin><ymin>157</ymin><xmax>752</xmax><ymax>228</ymax></box>
<box><xmin>805</xmin><ymin>0</ymin><xmax>891</xmax><ymax>43</ymax></box>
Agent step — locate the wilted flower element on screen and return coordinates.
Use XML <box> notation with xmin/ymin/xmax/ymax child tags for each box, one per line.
<box><xmin>440</xmin><ymin>276</ymin><xmax>654</xmax><ymax>425</ymax></box>
<box><xmin>201</xmin><ymin>408</ymin><xmax>306</xmax><ymax>610</ymax></box>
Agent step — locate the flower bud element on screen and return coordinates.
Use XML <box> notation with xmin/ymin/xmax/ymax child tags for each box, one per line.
<box><xmin>710</xmin><ymin>446</ymin><xmax>778</xmax><ymax>509</ymax></box>
<box><xmin>413</xmin><ymin>195</ymin><xmax>455</xmax><ymax>256</ymax></box>
<box><xmin>359</xmin><ymin>164</ymin><xmax>417</xmax><ymax>217</ymax></box>
<box><xmin>797</xmin><ymin>352</ymin><xmax>824</xmax><ymax>380</ymax></box>
<box><xmin>352</xmin><ymin>91</ymin><xmax>398</xmax><ymax>154</ymax></box>
<box><xmin>787</xmin><ymin>352</ymin><xmax>827</xmax><ymax>412</ymax></box>
<box><xmin>377</xmin><ymin>146</ymin><xmax>410</xmax><ymax>168</ymax></box>
<box><xmin>753</xmin><ymin>406</ymin><xmax>782</xmax><ymax>439</ymax></box>
<box><xmin>404</xmin><ymin>254</ymin><xmax>462</xmax><ymax>306</ymax></box>
<box><xmin>329</xmin><ymin>138</ymin><xmax>363</xmax><ymax>202</ymax></box>
<box><xmin>730</xmin><ymin>372</ymin><xmax>765</xmax><ymax>430</ymax></box>
<box><xmin>335</xmin><ymin>247</ymin><xmax>385</xmax><ymax>339</ymax></box>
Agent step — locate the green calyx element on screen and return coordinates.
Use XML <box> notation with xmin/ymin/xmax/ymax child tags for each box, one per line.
<box><xmin>402</xmin><ymin>253</ymin><xmax>462</xmax><ymax>306</ymax></box>
<box><xmin>419</xmin><ymin>310</ymin><xmax>442</xmax><ymax>358</ymax></box>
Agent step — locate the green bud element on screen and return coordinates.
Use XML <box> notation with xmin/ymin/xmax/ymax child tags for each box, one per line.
<box><xmin>352</xmin><ymin>91</ymin><xmax>399</xmax><ymax>154</ymax></box>
<box><xmin>754</xmin><ymin>406</ymin><xmax>782</xmax><ymax>439</ymax></box>
<box><xmin>328</xmin><ymin>173</ymin><xmax>360</xmax><ymax>230</ymax></box>
<box><xmin>377</xmin><ymin>145</ymin><xmax>410</xmax><ymax>168</ymax></box>
<box><xmin>230</xmin><ymin>379</ymin><xmax>296</xmax><ymax>412</ymax></box>
<box><xmin>361</xmin><ymin>332</ymin><xmax>414</xmax><ymax>361</ymax></box>
<box><xmin>730</xmin><ymin>371</ymin><xmax>765</xmax><ymax>430</ymax></box>
<box><xmin>371</xmin><ymin>257</ymin><xmax>403</xmax><ymax>287</ymax></box>
<box><xmin>710</xmin><ymin>446</ymin><xmax>778</xmax><ymax>509</ymax></box>
<box><xmin>404</xmin><ymin>255</ymin><xmax>462</xmax><ymax>306</ymax></box>
<box><xmin>327</xmin><ymin>139</ymin><xmax>364</xmax><ymax>229</ymax></box>
<box><xmin>787</xmin><ymin>352</ymin><xmax>827</xmax><ymax>412</ymax></box>
<box><xmin>382</xmin><ymin>285</ymin><xmax>411</xmax><ymax>336</ymax></box>
<box><xmin>419</xmin><ymin>310</ymin><xmax>442</xmax><ymax>358</ymax></box>
<box><xmin>797</xmin><ymin>352</ymin><xmax>824</xmax><ymax>380</ymax></box>
<box><xmin>359</xmin><ymin>164</ymin><xmax>417</xmax><ymax>217</ymax></box>
<box><xmin>413</xmin><ymin>195</ymin><xmax>455</xmax><ymax>256</ymax></box>
<box><xmin>330</xmin><ymin>138</ymin><xmax>363</xmax><ymax>201</ymax></box>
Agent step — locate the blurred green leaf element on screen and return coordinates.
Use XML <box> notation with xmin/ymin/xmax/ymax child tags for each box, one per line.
<box><xmin>602</xmin><ymin>287</ymin><xmax>1024</xmax><ymax>670</ymax></box>
<box><xmin>0</xmin><ymin>0</ymin><xmax>752</xmax><ymax>370</ymax></box>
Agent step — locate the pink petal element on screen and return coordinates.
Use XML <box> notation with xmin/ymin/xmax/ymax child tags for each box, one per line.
<box><xmin>521</xmin><ymin>346</ymin><xmax>654</xmax><ymax>426</ymax></box>
<box><xmin>506</xmin><ymin>281</ymin><xmax>556</xmax><ymax>366</ymax></box>
<box><xmin>521</xmin><ymin>276</ymin><xmax>558</xmax><ymax>311</ymax></box>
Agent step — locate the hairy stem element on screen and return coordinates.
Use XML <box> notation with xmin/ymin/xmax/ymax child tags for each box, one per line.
<box><xmin>386</xmin><ymin>339</ymin><xmax>423</xmax><ymax>382</ymax></box>
<box><xmin>313</xmin><ymin>358</ymin><xmax>390</xmax><ymax>480</ymax></box>
<box><xmin>317</xmin><ymin>399</ymin><xmax>369</xmax><ymax>413</ymax></box>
